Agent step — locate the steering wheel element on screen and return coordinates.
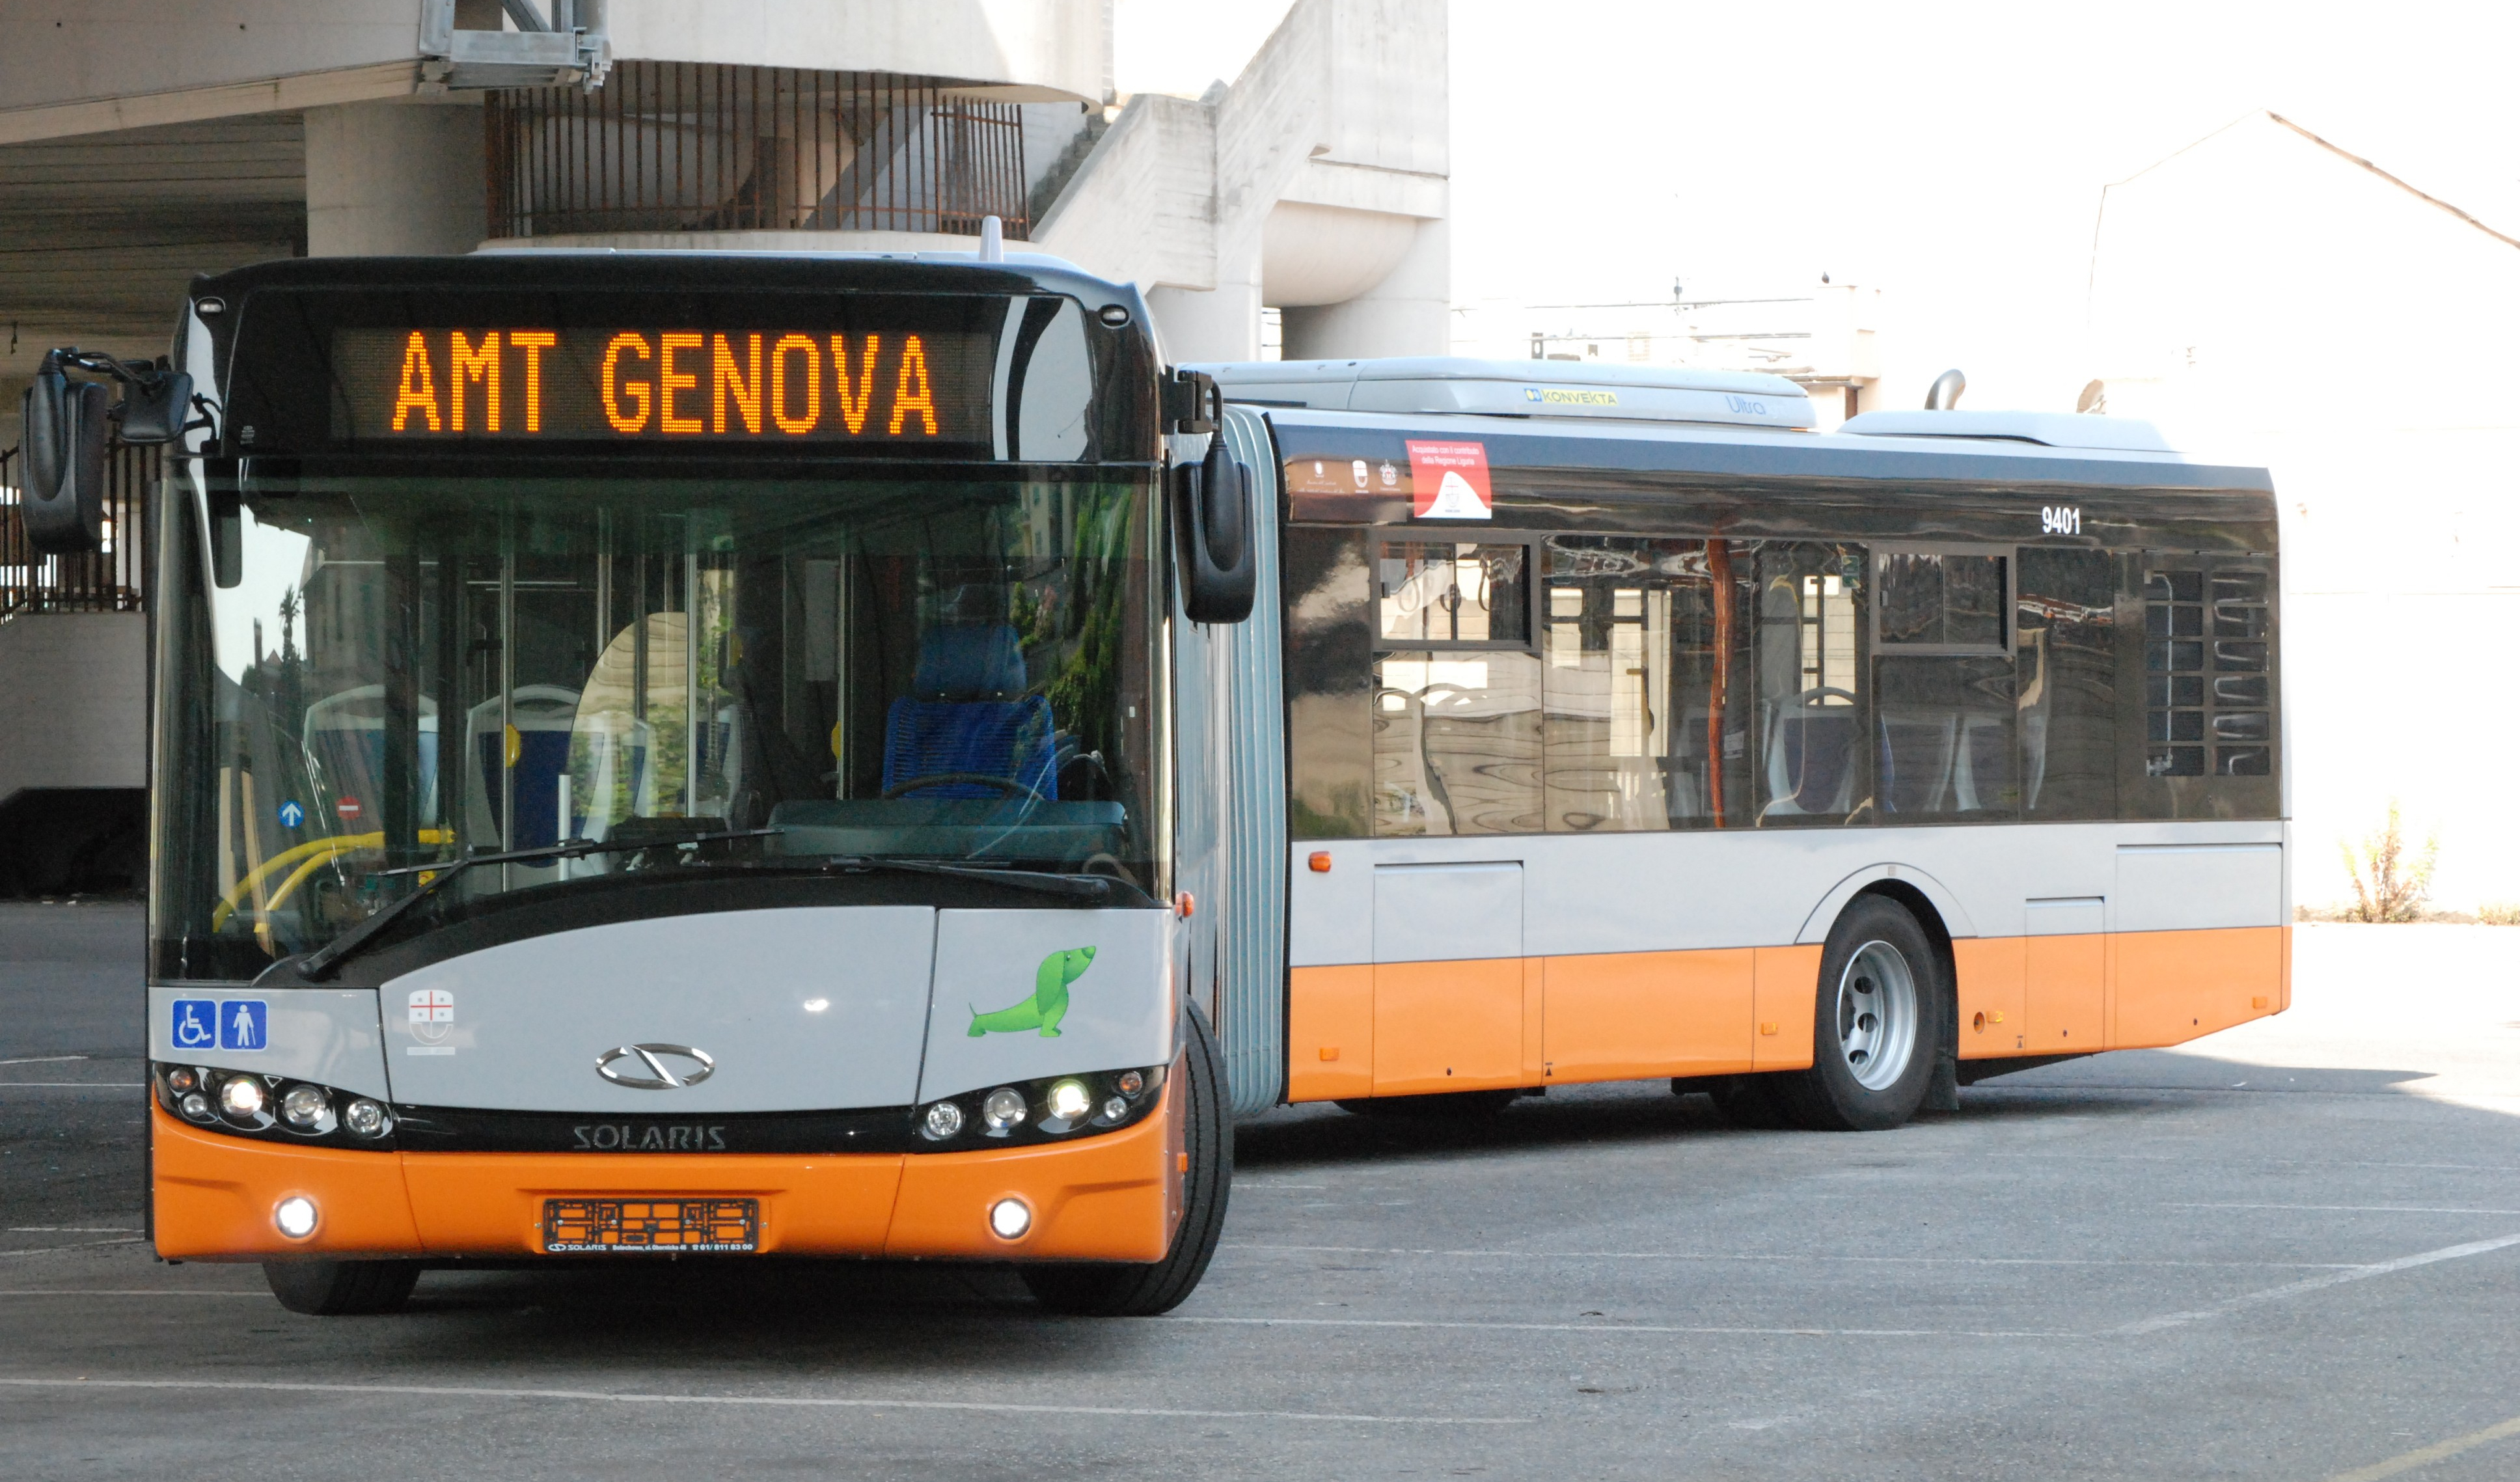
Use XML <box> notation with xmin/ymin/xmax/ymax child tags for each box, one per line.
<box><xmin>880</xmin><ymin>772</ymin><xmax>1048</xmax><ymax>803</ymax></box>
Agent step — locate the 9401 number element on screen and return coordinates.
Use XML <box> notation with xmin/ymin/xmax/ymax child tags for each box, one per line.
<box><xmin>2040</xmin><ymin>506</ymin><xmax>2083</xmax><ymax>535</ymax></box>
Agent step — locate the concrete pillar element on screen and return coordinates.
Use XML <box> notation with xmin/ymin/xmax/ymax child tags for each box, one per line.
<box><xmin>1147</xmin><ymin>242</ymin><xmax>1265</xmax><ymax>363</ymax></box>
<box><xmin>1280</xmin><ymin>217</ymin><xmax>1449</xmax><ymax>361</ymax></box>
<box><xmin>305</xmin><ymin>99</ymin><xmax>486</xmax><ymax>256</ymax></box>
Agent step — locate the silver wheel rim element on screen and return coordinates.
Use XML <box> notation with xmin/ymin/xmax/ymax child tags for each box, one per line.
<box><xmin>1835</xmin><ymin>939</ymin><xmax>1918</xmax><ymax>1091</ymax></box>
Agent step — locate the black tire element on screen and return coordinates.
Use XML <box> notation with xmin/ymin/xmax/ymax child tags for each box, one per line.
<box><xmin>1703</xmin><ymin>1074</ymin><xmax>1795</xmax><ymax>1129</ymax></box>
<box><xmin>1021</xmin><ymin>1001</ymin><xmax>1232</xmax><ymax>1317</ymax></box>
<box><xmin>1334</xmin><ymin>1089</ymin><xmax>1518</xmax><ymax>1119</ymax></box>
<box><xmin>1775</xmin><ymin>895</ymin><xmax>1948</xmax><ymax>1131</ymax></box>
<box><xmin>263</xmin><ymin>1259</ymin><xmax>422</xmax><ymax>1315</ymax></box>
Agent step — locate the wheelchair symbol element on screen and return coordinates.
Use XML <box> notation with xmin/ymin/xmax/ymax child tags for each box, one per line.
<box><xmin>171</xmin><ymin>998</ymin><xmax>217</xmax><ymax>1050</ymax></box>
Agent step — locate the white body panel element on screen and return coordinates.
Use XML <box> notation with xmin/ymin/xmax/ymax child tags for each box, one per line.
<box><xmin>379</xmin><ymin>907</ymin><xmax>936</xmax><ymax>1113</ymax></box>
<box><xmin>1289</xmin><ymin>819</ymin><xmax>2288</xmax><ymax>965</ymax></box>
<box><xmin>2115</xmin><ymin>843</ymin><xmax>2287</xmax><ymax>933</ymax></box>
<box><xmin>147</xmin><ymin>985</ymin><xmax>389</xmax><ymax>1101</ymax></box>
<box><xmin>917</xmin><ymin>909</ymin><xmax>1175</xmax><ymax>1104</ymax></box>
<box><xmin>1373</xmin><ymin>861</ymin><xmax>1522</xmax><ymax>963</ymax></box>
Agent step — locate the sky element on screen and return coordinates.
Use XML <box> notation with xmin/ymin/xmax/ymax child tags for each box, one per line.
<box><xmin>1116</xmin><ymin>0</ymin><xmax>2520</xmax><ymax>411</ymax></box>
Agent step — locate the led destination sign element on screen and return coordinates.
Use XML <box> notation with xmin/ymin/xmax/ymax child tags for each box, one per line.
<box><xmin>331</xmin><ymin>326</ymin><xmax>991</xmax><ymax>445</ymax></box>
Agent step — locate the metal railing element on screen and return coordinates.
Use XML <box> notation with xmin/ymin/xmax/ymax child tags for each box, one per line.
<box><xmin>0</xmin><ymin>444</ymin><xmax>154</xmax><ymax>617</ymax></box>
<box><xmin>486</xmin><ymin>64</ymin><xmax>1031</xmax><ymax>239</ymax></box>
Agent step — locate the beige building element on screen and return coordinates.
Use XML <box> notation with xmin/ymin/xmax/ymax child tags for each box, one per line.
<box><xmin>2086</xmin><ymin>111</ymin><xmax>2520</xmax><ymax>909</ymax></box>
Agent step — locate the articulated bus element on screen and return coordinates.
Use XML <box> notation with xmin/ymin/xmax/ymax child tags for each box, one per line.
<box><xmin>53</xmin><ymin>246</ymin><xmax>2279</xmax><ymax>1319</ymax></box>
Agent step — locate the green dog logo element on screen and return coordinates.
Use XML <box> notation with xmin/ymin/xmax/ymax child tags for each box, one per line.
<box><xmin>968</xmin><ymin>946</ymin><xmax>1096</xmax><ymax>1038</ymax></box>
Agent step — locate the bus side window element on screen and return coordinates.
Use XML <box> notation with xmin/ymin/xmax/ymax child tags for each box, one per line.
<box><xmin>2127</xmin><ymin>554</ymin><xmax>2278</xmax><ymax>819</ymax></box>
<box><xmin>1872</xmin><ymin>549</ymin><xmax>2016</xmax><ymax>821</ymax></box>
<box><xmin>1283</xmin><ymin>527</ymin><xmax>1375</xmax><ymax>838</ymax></box>
<box><xmin>2017</xmin><ymin>547</ymin><xmax>2116</xmax><ymax>819</ymax></box>
<box><xmin>1754</xmin><ymin>544</ymin><xmax>1869</xmax><ymax>826</ymax></box>
<box><xmin>1537</xmin><ymin>536</ymin><xmax>1747</xmax><ymax>831</ymax></box>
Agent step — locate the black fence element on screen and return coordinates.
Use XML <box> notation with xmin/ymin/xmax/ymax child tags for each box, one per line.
<box><xmin>0</xmin><ymin>443</ymin><xmax>154</xmax><ymax>616</ymax></box>
<box><xmin>487</xmin><ymin>64</ymin><xmax>1032</xmax><ymax>239</ymax></box>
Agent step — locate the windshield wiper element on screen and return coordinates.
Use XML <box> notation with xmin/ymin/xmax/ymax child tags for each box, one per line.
<box><xmin>819</xmin><ymin>855</ymin><xmax>1116</xmax><ymax>901</ymax></box>
<box><xmin>292</xmin><ymin>827</ymin><xmax>778</xmax><ymax>981</ymax></box>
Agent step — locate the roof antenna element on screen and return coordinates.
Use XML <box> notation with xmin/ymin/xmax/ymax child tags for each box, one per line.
<box><xmin>1924</xmin><ymin>368</ymin><xmax>1966</xmax><ymax>409</ymax></box>
<box><xmin>978</xmin><ymin>215</ymin><xmax>1004</xmax><ymax>264</ymax></box>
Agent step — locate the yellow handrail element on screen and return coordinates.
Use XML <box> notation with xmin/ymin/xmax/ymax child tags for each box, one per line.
<box><xmin>212</xmin><ymin>828</ymin><xmax>453</xmax><ymax>931</ymax></box>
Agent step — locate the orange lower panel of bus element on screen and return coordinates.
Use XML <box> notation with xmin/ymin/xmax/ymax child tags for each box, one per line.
<box><xmin>1289</xmin><ymin>926</ymin><xmax>2289</xmax><ymax>1101</ymax></box>
<box><xmin>151</xmin><ymin>1071</ymin><xmax>1181</xmax><ymax>1263</ymax></box>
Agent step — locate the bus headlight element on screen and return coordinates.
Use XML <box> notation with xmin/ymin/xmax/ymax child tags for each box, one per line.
<box><xmin>907</xmin><ymin>1067</ymin><xmax>1166</xmax><ymax>1151</ymax></box>
<box><xmin>281</xmin><ymin>1085</ymin><xmax>333</xmax><ymax>1132</ymax></box>
<box><xmin>343</xmin><ymin>1098</ymin><xmax>392</xmax><ymax>1139</ymax></box>
<box><xmin>155</xmin><ymin>1065</ymin><xmax>395</xmax><ymax>1150</ymax></box>
<box><xmin>920</xmin><ymin>1101</ymin><xmax>966</xmax><ymax>1141</ymax></box>
<box><xmin>1037</xmin><ymin>1078</ymin><xmax>1094</xmax><ymax>1134</ymax></box>
<box><xmin>981</xmin><ymin>1087</ymin><xmax>1028</xmax><ymax>1135</ymax></box>
<box><xmin>219</xmin><ymin>1076</ymin><xmax>267</xmax><ymax>1121</ymax></box>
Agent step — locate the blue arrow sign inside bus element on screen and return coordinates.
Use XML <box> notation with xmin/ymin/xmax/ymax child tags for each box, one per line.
<box><xmin>277</xmin><ymin>800</ymin><xmax>305</xmax><ymax>829</ymax></box>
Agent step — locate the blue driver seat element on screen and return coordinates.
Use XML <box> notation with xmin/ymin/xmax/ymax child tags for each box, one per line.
<box><xmin>882</xmin><ymin>624</ymin><xmax>1058</xmax><ymax>801</ymax></box>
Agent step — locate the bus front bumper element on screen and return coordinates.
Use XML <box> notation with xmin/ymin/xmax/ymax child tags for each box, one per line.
<box><xmin>151</xmin><ymin>1071</ymin><xmax>1183</xmax><ymax>1264</ymax></box>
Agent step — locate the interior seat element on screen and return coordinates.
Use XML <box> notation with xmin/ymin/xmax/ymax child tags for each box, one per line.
<box><xmin>882</xmin><ymin>624</ymin><xmax>1057</xmax><ymax>800</ymax></box>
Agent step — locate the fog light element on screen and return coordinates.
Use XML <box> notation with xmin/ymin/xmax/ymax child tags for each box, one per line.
<box><xmin>274</xmin><ymin>1196</ymin><xmax>318</xmax><ymax>1239</ymax></box>
<box><xmin>179</xmin><ymin>1091</ymin><xmax>211</xmax><ymax>1120</ymax></box>
<box><xmin>1117</xmin><ymin>1070</ymin><xmax>1145</xmax><ymax>1097</ymax></box>
<box><xmin>167</xmin><ymin>1068</ymin><xmax>196</xmax><ymax>1093</ymax></box>
<box><xmin>921</xmin><ymin>1100</ymin><xmax>966</xmax><ymax>1141</ymax></box>
<box><xmin>219</xmin><ymin>1077</ymin><xmax>266</xmax><ymax>1119</ymax></box>
<box><xmin>343</xmin><ymin>1097</ymin><xmax>390</xmax><ymax>1138</ymax></box>
<box><xmin>989</xmin><ymin>1198</ymin><xmax>1032</xmax><ymax>1239</ymax></box>
<box><xmin>981</xmin><ymin>1087</ymin><xmax>1026</xmax><ymax>1134</ymax></box>
<box><xmin>1046</xmin><ymin>1079</ymin><xmax>1093</xmax><ymax>1123</ymax></box>
<box><xmin>281</xmin><ymin>1085</ymin><xmax>331</xmax><ymax>1131</ymax></box>
<box><xmin>1099</xmin><ymin>1095</ymin><xmax>1127</xmax><ymax>1122</ymax></box>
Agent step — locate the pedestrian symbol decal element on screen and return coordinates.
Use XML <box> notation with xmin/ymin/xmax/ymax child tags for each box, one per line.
<box><xmin>276</xmin><ymin>800</ymin><xmax>305</xmax><ymax>830</ymax></box>
<box><xmin>219</xmin><ymin>999</ymin><xmax>268</xmax><ymax>1052</ymax></box>
<box><xmin>171</xmin><ymin>998</ymin><xmax>217</xmax><ymax>1050</ymax></box>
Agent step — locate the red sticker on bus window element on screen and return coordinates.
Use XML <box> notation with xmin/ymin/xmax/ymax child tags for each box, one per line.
<box><xmin>1405</xmin><ymin>441</ymin><xmax>1493</xmax><ymax>520</ymax></box>
<box><xmin>335</xmin><ymin>796</ymin><xmax>363</xmax><ymax>823</ymax></box>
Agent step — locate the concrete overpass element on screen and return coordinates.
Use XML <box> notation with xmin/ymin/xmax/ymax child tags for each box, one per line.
<box><xmin>0</xmin><ymin>0</ymin><xmax>1451</xmax><ymax>890</ymax></box>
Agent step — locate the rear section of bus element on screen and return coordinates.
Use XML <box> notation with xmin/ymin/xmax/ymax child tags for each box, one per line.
<box><xmin>138</xmin><ymin>253</ymin><xmax>1229</xmax><ymax>1308</ymax></box>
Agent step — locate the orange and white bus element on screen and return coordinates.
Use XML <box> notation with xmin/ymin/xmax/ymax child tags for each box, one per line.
<box><xmin>36</xmin><ymin>246</ymin><xmax>2279</xmax><ymax>1321</ymax></box>
<box><xmin>79</xmin><ymin>249</ymin><xmax>1246</xmax><ymax>1315</ymax></box>
<box><xmin>1177</xmin><ymin>357</ymin><xmax>2286</xmax><ymax>1132</ymax></box>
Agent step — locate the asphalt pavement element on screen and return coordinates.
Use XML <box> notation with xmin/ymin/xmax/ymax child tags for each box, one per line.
<box><xmin>3</xmin><ymin>904</ymin><xmax>2517</xmax><ymax>1480</ymax></box>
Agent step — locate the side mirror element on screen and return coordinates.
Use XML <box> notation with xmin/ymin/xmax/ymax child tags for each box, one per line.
<box><xmin>20</xmin><ymin>366</ymin><xmax>111</xmax><ymax>555</ymax></box>
<box><xmin>1175</xmin><ymin>437</ymin><xmax>1256</xmax><ymax>624</ymax></box>
<box><xmin>115</xmin><ymin>369</ymin><xmax>195</xmax><ymax>445</ymax></box>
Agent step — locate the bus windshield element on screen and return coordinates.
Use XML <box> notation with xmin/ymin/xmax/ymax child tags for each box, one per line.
<box><xmin>165</xmin><ymin>465</ymin><xmax>1160</xmax><ymax>976</ymax></box>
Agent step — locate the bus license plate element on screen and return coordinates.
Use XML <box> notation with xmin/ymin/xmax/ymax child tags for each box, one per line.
<box><xmin>543</xmin><ymin>1198</ymin><xmax>759</xmax><ymax>1253</ymax></box>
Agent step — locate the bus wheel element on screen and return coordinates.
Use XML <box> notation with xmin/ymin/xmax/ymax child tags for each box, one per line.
<box><xmin>1020</xmin><ymin>1002</ymin><xmax>1232</xmax><ymax>1317</ymax></box>
<box><xmin>1779</xmin><ymin>896</ymin><xmax>1946</xmax><ymax>1131</ymax></box>
<box><xmin>262</xmin><ymin>1259</ymin><xmax>422</xmax><ymax>1315</ymax></box>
